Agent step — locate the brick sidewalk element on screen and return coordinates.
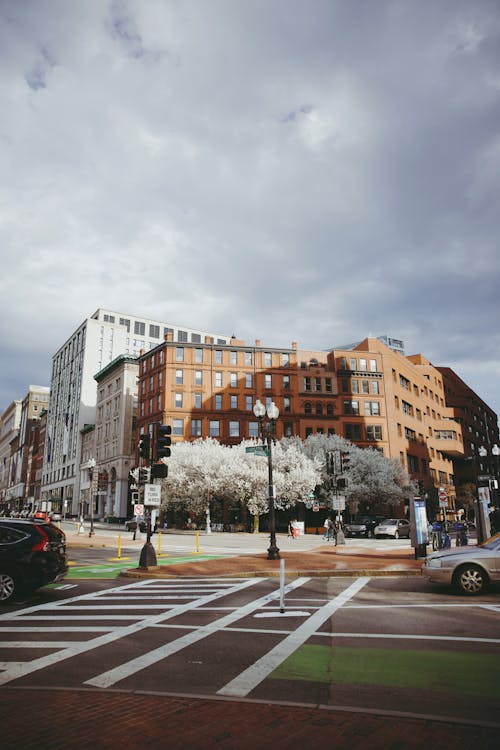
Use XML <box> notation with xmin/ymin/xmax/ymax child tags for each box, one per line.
<box><xmin>2</xmin><ymin>688</ymin><xmax>499</xmax><ymax>749</ymax></box>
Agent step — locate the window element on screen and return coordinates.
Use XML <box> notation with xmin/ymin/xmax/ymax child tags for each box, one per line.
<box><xmin>245</xmin><ymin>373</ymin><xmax>253</xmax><ymax>388</ymax></box>
<box><xmin>246</xmin><ymin>396</ymin><xmax>253</xmax><ymax>411</ymax></box>
<box><xmin>359</xmin><ymin>359</ymin><xmax>367</xmax><ymax>371</ymax></box>
<box><xmin>371</xmin><ymin>381</ymin><xmax>379</xmax><ymax>394</ymax></box>
<box><xmin>230</xmin><ymin>372</ymin><xmax>238</xmax><ymax>387</ymax></box>
<box><xmin>364</xmin><ymin>401</ymin><xmax>380</xmax><ymax>416</ymax></box>
<box><xmin>195</xmin><ymin>348</ymin><xmax>203</xmax><ymax>363</ymax></box>
<box><xmin>245</xmin><ymin>351</ymin><xmax>252</xmax><ymax>366</ymax></box>
<box><xmin>149</xmin><ymin>324</ymin><xmax>160</xmax><ymax>338</ymax></box>
<box><xmin>325</xmin><ymin>378</ymin><xmax>332</xmax><ymax>392</ymax></box>
<box><xmin>176</xmin><ymin>347</ymin><xmax>184</xmax><ymax>362</ymax></box>
<box><xmin>305</xmin><ymin>427</ymin><xmax>313</xmax><ymax>437</ymax></box>
<box><xmin>215</xmin><ymin>350</ymin><xmax>223</xmax><ymax>364</ymax></box>
<box><xmin>304</xmin><ymin>377</ymin><xmax>311</xmax><ymax>391</ymax></box>
<box><xmin>134</xmin><ymin>321</ymin><xmax>145</xmax><ymax>336</ymax></box>
<box><xmin>282</xmin><ymin>353</ymin><xmax>290</xmax><ymax>366</ymax></box>
<box><xmin>315</xmin><ymin>377</ymin><xmax>321</xmax><ymax>392</ymax></box>
<box><xmin>209</xmin><ymin>420</ymin><xmax>220</xmax><ymax>437</ymax></box>
<box><xmin>191</xmin><ymin>419</ymin><xmax>202</xmax><ymax>437</ymax></box>
<box><xmin>103</xmin><ymin>314</ymin><xmax>115</xmax><ymax>323</ymax></box>
<box><xmin>326</xmin><ymin>403</ymin><xmax>334</xmax><ymax>416</ymax></box>
<box><xmin>405</xmin><ymin>427</ymin><xmax>416</xmax><ymax>441</ymax></box>
<box><xmin>172</xmin><ymin>418</ymin><xmax>184</xmax><ymax>436</ymax></box>
<box><xmin>366</xmin><ymin>425</ymin><xmax>382</xmax><ymax>441</ymax></box>
<box><xmin>215</xmin><ymin>395</ymin><xmax>222</xmax><ymax>410</ymax></box>
<box><xmin>304</xmin><ymin>402</ymin><xmax>312</xmax><ymax>415</ymax></box>
<box><xmin>342</xmin><ymin>379</ymin><xmax>350</xmax><ymax>393</ymax></box>
<box><xmin>178</xmin><ymin>330</ymin><xmax>188</xmax><ymax>342</ymax></box>
<box><xmin>361</xmin><ymin>380</ymin><xmax>369</xmax><ymax>394</ymax></box>
<box><xmin>229</xmin><ymin>421</ymin><xmax>239</xmax><ymax>437</ymax></box>
<box><xmin>349</xmin><ymin>358</ymin><xmax>357</xmax><ymax>370</ymax></box>
<box><xmin>407</xmin><ymin>455</ymin><xmax>419</xmax><ymax>473</ymax></box>
<box><xmin>399</xmin><ymin>375</ymin><xmax>410</xmax><ymax>390</ymax></box>
<box><xmin>119</xmin><ymin>318</ymin><xmax>130</xmax><ymax>331</ymax></box>
<box><xmin>175</xmin><ymin>393</ymin><xmax>183</xmax><ymax>408</ymax></box>
<box><xmin>402</xmin><ymin>400</ymin><xmax>413</xmax><ymax>416</ymax></box>
<box><xmin>284</xmin><ymin>397</ymin><xmax>291</xmax><ymax>412</ymax></box>
<box><xmin>215</xmin><ymin>372</ymin><xmax>222</xmax><ymax>387</ymax></box>
<box><xmin>264</xmin><ymin>352</ymin><xmax>272</xmax><ymax>366</ymax></box>
<box><xmin>248</xmin><ymin>421</ymin><xmax>259</xmax><ymax>438</ymax></box>
<box><xmin>230</xmin><ymin>395</ymin><xmax>238</xmax><ymax>409</ymax></box>
<box><xmin>195</xmin><ymin>370</ymin><xmax>203</xmax><ymax>386</ymax></box>
<box><xmin>283</xmin><ymin>375</ymin><xmax>290</xmax><ymax>389</ymax></box>
<box><xmin>344</xmin><ymin>400</ymin><xmax>359</xmax><ymax>415</ymax></box>
<box><xmin>370</xmin><ymin>359</ymin><xmax>377</xmax><ymax>372</ymax></box>
<box><xmin>230</xmin><ymin>351</ymin><xmax>238</xmax><ymax>365</ymax></box>
<box><xmin>284</xmin><ymin>422</ymin><xmax>293</xmax><ymax>437</ymax></box>
<box><xmin>194</xmin><ymin>393</ymin><xmax>202</xmax><ymax>409</ymax></box>
<box><xmin>315</xmin><ymin>403</ymin><xmax>323</xmax><ymax>415</ymax></box>
<box><xmin>345</xmin><ymin>423</ymin><xmax>362</xmax><ymax>440</ymax></box>
<box><xmin>265</xmin><ymin>374</ymin><xmax>272</xmax><ymax>389</ymax></box>
<box><xmin>175</xmin><ymin>369</ymin><xmax>183</xmax><ymax>385</ymax></box>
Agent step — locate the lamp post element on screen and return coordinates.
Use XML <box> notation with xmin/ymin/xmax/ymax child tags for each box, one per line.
<box><xmin>253</xmin><ymin>398</ymin><xmax>280</xmax><ymax>560</ymax></box>
<box><xmin>88</xmin><ymin>459</ymin><xmax>96</xmax><ymax>538</ymax></box>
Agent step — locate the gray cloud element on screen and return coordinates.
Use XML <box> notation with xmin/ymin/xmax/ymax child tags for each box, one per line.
<box><xmin>0</xmin><ymin>0</ymin><xmax>499</xmax><ymax>417</ymax></box>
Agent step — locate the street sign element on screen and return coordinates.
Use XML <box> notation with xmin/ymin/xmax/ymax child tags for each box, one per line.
<box><xmin>332</xmin><ymin>495</ymin><xmax>346</xmax><ymax>511</ymax></box>
<box><xmin>144</xmin><ymin>484</ymin><xmax>161</xmax><ymax>507</ymax></box>
<box><xmin>134</xmin><ymin>504</ymin><xmax>144</xmax><ymax>516</ymax></box>
<box><xmin>245</xmin><ymin>446</ymin><xmax>268</xmax><ymax>456</ymax></box>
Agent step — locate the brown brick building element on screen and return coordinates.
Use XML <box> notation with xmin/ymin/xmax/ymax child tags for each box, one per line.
<box><xmin>136</xmin><ymin>333</ymin><xmax>498</xmax><ymax>513</ymax></box>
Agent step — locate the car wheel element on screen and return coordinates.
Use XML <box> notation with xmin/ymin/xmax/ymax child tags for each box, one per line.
<box><xmin>394</xmin><ymin>531</ymin><xmax>399</xmax><ymax>539</ymax></box>
<box><xmin>0</xmin><ymin>571</ymin><xmax>17</xmax><ymax>603</ymax></box>
<box><xmin>454</xmin><ymin>564</ymin><xmax>488</xmax><ymax>596</ymax></box>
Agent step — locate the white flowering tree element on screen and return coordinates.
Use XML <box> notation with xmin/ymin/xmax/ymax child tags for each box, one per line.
<box><xmin>302</xmin><ymin>433</ymin><xmax>415</xmax><ymax>515</ymax></box>
<box><xmin>159</xmin><ymin>436</ymin><xmax>320</xmax><ymax>531</ymax></box>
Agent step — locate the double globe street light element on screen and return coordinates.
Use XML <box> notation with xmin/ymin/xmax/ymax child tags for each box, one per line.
<box><xmin>253</xmin><ymin>399</ymin><xmax>280</xmax><ymax>560</ymax></box>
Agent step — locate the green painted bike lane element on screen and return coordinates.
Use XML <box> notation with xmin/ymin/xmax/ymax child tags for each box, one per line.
<box><xmin>65</xmin><ymin>554</ymin><xmax>226</xmax><ymax>579</ymax></box>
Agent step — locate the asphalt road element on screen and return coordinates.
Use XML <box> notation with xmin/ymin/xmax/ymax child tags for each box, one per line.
<box><xmin>1</xmin><ymin>575</ymin><xmax>499</xmax><ymax>727</ymax></box>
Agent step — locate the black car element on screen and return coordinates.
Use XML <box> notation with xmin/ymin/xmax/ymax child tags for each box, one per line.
<box><xmin>344</xmin><ymin>515</ymin><xmax>387</xmax><ymax>539</ymax></box>
<box><xmin>0</xmin><ymin>518</ymin><xmax>68</xmax><ymax>603</ymax></box>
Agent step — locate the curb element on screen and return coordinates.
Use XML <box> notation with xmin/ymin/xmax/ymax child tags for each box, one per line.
<box><xmin>120</xmin><ymin>567</ymin><xmax>422</xmax><ymax>579</ymax></box>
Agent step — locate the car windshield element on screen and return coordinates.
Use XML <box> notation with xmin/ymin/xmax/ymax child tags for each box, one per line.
<box><xmin>384</xmin><ymin>519</ymin><xmax>398</xmax><ymax>525</ymax></box>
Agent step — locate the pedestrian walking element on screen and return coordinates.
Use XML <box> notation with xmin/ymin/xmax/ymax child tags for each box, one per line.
<box><xmin>323</xmin><ymin>516</ymin><xmax>332</xmax><ymax>541</ymax></box>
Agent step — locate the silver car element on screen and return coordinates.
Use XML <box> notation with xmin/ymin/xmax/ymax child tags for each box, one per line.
<box><xmin>374</xmin><ymin>518</ymin><xmax>411</xmax><ymax>539</ymax></box>
<box><xmin>423</xmin><ymin>533</ymin><xmax>500</xmax><ymax>595</ymax></box>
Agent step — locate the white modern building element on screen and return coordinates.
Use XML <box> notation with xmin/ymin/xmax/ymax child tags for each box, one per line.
<box><xmin>41</xmin><ymin>309</ymin><xmax>231</xmax><ymax>515</ymax></box>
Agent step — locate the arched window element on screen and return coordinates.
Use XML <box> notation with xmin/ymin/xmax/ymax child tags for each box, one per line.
<box><xmin>316</xmin><ymin>403</ymin><xmax>323</xmax><ymax>415</ymax></box>
<box><xmin>327</xmin><ymin>403</ymin><xmax>334</xmax><ymax>416</ymax></box>
<box><xmin>304</xmin><ymin>402</ymin><xmax>312</xmax><ymax>415</ymax></box>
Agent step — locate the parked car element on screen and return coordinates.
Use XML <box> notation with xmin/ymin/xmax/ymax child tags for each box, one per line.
<box><xmin>125</xmin><ymin>516</ymin><xmax>156</xmax><ymax>533</ymax></box>
<box><xmin>344</xmin><ymin>516</ymin><xmax>386</xmax><ymax>539</ymax></box>
<box><xmin>374</xmin><ymin>518</ymin><xmax>411</xmax><ymax>539</ymax></box>
<box><xmin>423</xmin><ymin>533</ymin><xmax>500</xmax><ymax>595</ymax></box>
<box><xmin>0</xmin><ymin>518</ymin><xmax>68</xmax><ymax>603</ymax></box>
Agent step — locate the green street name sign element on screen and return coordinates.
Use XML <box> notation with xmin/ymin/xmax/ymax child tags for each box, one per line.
<box><xmin>245</xmin><ymin>446</ymin><xmax>269</xmax><ymax>456</ymax></box>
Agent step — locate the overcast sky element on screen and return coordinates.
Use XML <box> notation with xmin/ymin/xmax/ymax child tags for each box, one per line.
<box><xmin>1</xmin><ymin>0</ymin><xmax>499</xmax><ymax>420</ymax></box>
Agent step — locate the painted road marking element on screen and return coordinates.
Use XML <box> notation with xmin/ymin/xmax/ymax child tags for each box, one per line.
<box><xmin>85</xmin><ymin>577</ymin><xmax>309</xmax><ymax>688</ymax></box>
<box><xmin>217</xmin><ymin>577</ymin><xmax>370</xmax><ymax>698</ymax></box>
<box><xmin>0</xmin><ymin>578</ymin><xmax>259</xmax><ymax>686</ymax></box>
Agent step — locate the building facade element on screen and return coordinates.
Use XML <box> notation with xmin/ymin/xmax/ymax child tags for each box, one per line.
<box><xmin>136</xmin><ymin>334</ymin><xmax>490</xmax><ymax>515</ymax></box>
<box><xmin>0</xmin><ymin>400</ymin><xmax>22</xmax><ymax>512</ymax></box>
<box><xmin>41</xmin><ymin>308</ymin><xmax>231</xmax><ymax>515</ymax></box>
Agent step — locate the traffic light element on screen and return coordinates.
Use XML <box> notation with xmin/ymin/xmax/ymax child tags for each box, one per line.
<box><xmin>151</xmin><ymin>463</ymin><xmax>168</xmax><ymax>479</ymax></box>
<box><xmin>139</xmin><ymin>433</ymin><xmax>150</xmax><ymax>461</ymax></box>
<box><xmin>138</xmin><ymin>467</ymin><xmax>150</xmax><ymax>484</ymax></box>
<box><xmin>340</xmin><ymin>450</ymin><xmax>350</xmax><ymax>473</ymax></box>
<box><xmin>155</xmin><ymin>423</ymin><xmax>172</xmax><ymax>461</ymax></box>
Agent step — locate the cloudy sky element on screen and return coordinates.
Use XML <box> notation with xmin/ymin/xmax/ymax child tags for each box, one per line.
<box><xmin>1</xmin><ymin>0</ymin><xmax>499</xmax><ymax>418</ymax></box>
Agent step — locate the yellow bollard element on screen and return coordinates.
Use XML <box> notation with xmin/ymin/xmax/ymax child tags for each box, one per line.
<box><xmin>108</xmin><ymin>532</ymin><xmax>130</xmax><ymax>562</ymax></box>
<box><xmin>191</xmin><ymin>530</ymin><xmax>202</xmax><ymax>554</ymax></box>
<box><xmin>156</xmin><ymin>530</ymin><xmax>168</xmax><ymax>557</ymax></box>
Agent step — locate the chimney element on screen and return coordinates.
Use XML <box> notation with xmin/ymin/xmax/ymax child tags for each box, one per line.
<box><xmin>255</xmin><ymin>339</ymin><xmax>261</xmax><ymax>347</ymax></box>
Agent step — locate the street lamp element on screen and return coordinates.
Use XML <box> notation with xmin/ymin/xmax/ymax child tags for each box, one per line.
<box><xmin>88</xmin><ymin>459</ymin><xmax>96</xmax><ymax>538</ymax></box>
<box><xmin>253</xmin><ymin>398</ymin><xmax>280</xmax><ymax>560</ymax></box>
